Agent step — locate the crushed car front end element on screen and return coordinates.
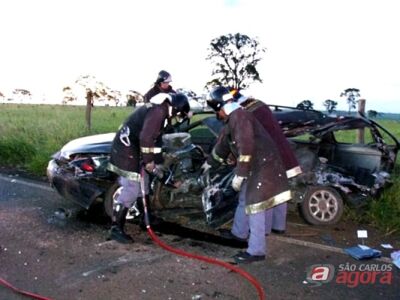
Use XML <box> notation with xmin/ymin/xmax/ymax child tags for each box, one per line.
<box><xmin>47</xmin><ymin>133</ymin><xmax>116</xmax><ymax>210</ymax></box>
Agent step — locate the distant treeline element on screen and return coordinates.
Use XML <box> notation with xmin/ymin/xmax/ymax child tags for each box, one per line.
<box><xmin>326</xmin><ymin>110</ymin><xmax>400</xmax><ymax>121</ymax></box>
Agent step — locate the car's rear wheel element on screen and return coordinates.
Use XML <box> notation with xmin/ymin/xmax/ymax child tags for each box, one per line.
<box><xmin>104</xmin><ymin>182</ymin><xmax>122</xmax><ymax>218</ymax></box>
<box><xmin>300</xmin><ymin>186</ymin><xmax>344</xmax><ymax>225</ymax></box>
<box><xmin>104</xmin><ymin>183</ymin><xmax>142</xmax><ymax>220</ymax></box>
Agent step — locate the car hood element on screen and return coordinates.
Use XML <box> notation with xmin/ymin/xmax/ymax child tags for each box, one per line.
<box><xmin>55</xmin><ymin>116</ymin><xmax>224</xmax><ymax>160</ymax></box>
<box><xmin>59</xmin><ymin>133</ymin><xmax>115</xmax><ymax>159</ymax></box>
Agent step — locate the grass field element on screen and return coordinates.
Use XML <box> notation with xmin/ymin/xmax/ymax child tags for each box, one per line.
<box><xmin>1</xmin><ymin>103</ymin><xmax>399</xmax><ymax>233</ymax></box>
<box><xmin>0</xmin><ymin>104</ymin><xmax>130</xmax><ymax>173</ymax></box>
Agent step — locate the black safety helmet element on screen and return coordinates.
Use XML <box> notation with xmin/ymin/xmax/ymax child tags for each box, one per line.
<box><xmin>171</xmin><ymin>93</ymin><xmax>190</xmax><ymax>117</ymax></box>
<box><xmin>156</xmin><ymin>70</ymin><xmax>172</xmax><ymax>84</ymax></box>
<box><xmin>207</xmin><ymin>86</ymin><xmax>233</xmax><ymax>112</ymax></box>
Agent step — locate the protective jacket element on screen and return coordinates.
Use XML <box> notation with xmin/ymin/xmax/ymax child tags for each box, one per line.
<box><xmin>107</xmin><ymin>102</ymin><xmax>169</xmax><ymax>181</ymax></box>
<box><xmin>210</xmin><ymin>108</ymin><xmax>291</xmax><ymax>214</ymax></box>
<box><xmin>241</xmin><ymin>98</ymin><xmax>302</xmax><ymax>178</ymax></box>
<box><xmin>143</xmin><ymin>85</ymin><xmax>175</xmax><ymax>102</ymax></box>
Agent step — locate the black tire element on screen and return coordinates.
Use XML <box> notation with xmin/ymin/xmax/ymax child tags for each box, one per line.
<box><xmin>300</xmin><ymin>186</ymin><xmax>344</xmax><ymax>225</ymax></box>
<box><xmin>104</xmin><ymin>182</ymin><xmax>123</xmax><ymax>218</ymax></box>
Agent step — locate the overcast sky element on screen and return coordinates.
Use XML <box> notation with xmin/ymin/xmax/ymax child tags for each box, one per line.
<box><xmin>1</xmin><ymin>0</ymin><xmax>399</xmax><ymax>112</ymax></box>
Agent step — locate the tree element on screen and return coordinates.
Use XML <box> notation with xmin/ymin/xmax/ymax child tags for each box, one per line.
<box><xmin>62</xmin><ymin>86</ymin><xmax>76</xmax><ymax>104</ymax></box>
<box><xmin>12</xmin><ymin>89</ymin><xmax>31</xmax><ymax>102</ymax></box>
<box><xmin>340</xmin><ymin>88</ymin><xmax>360</xmax><ymax>115</ymax></box>
<box><xmin>126</xmin><ymin>90</ymin><xmax>144</xmax><ymax>107</ymax></box>
<box><xmin>323</xmin><ymin>99</ymin><xmax>338</xmax><ymax>113</ymax></box>
<box><xmin>13</xmin><ymin>88</ymin><xmax>31</xmax><ymax>96</ymax></box>
<box><xmin>367</xmin><ymin>110</ymin><xmax>378</xmax><ymax>118</ymax></box>
<box><xmin>296</xmin><ymin>100</ymin><xmax>314</xmax><ymax>110</ymax></box>
<box><xmin>205</xmin><ymin>33</ymin><xmax>266</xmax><ymax>90</ymax></box>
<box><xmin>106</xmin><ymin>90</ymin><xmax>122</xmax><ymax>106</ymax></box>
<box><xmin>75</xmin><ymin>75</ymin><xmax>109</xmax><ymax>131</ymax></box>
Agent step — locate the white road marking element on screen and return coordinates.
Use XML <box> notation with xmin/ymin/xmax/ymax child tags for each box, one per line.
<box><xmin>0</xmin><ymin>174</ymin><xmax>54</xmax><ymax>192</ymax></box>
<box><xmin>270</xmin><ymin>234</ymin><xmax>392</xmax><ymax>263</ymax></box>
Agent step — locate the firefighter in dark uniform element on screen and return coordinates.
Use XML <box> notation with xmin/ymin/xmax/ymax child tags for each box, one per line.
<box><xmin>107</xmin><ymin>93</ymin><xmax>190</xmax><ymax>243</ymax></box>
<box><xmin>206</xmin><ymin>86</ymin><xmax>291</xmax><ymax>263</ymax></box>
<box><xmin>231</xmin><ymin>90</ymin><xmax>302</xmax><ymax>235</ymax></box>
<box><xmin>143</xmin><ymin>70</ymin><xmax>175</xmax><ymax>102</ymax></box>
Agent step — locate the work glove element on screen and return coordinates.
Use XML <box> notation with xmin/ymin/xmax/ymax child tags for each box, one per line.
<box><xmin>145</xmin><ymin>161</ymin><xmax>156</xmax><ymax>173</ymax></box>
<box><xmin>152</xmin><ymin>165</ymin><xmax>164</xmax><ymax>179</ymax></box>
<box><xmin>231</xmin><ymin>175</ymin><xmax>246</xmax><ymax>192</ymax></box>
<box><xmin>145</xmin><ymin>161</ymin><xmax>164</xmax><ymax>179</ymax></box>
<box><xmin>200</xmin><ymin>161</ymin><xmax>211</xmax><ymax>174</ymax></box>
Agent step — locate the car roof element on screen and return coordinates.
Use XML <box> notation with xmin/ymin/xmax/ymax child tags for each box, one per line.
<box><xmin>195</xmin><ymin>104</ymin><xmax>393</xmax><ymax>140</ymax></box>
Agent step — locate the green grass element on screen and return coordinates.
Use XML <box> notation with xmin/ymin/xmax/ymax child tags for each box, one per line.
<box><xmin>344</xmin><ymin>164</ymin><xmax>400</xmax><ymax>235</ymax></box>
<box><xmin>0</xmin><ymin>104</ymin><xmax>132</xmax><ymax>174</ymax></box>
<box><xmin>1</xmin><ymin>103</ymin><xmax>399</xmax><ymax>233</ymax></box>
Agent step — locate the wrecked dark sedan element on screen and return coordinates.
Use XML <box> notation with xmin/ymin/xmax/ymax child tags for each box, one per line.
<box><xmin>47</xmin><ymin>106</ymin><xmax>399</xmax><ymax>228</ymax></box>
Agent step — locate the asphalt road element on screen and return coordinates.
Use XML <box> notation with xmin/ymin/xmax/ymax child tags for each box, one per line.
<box><xmin>0</xmin><ymin>174</ymin><xmax>399</xmax><ymax>300</ymax></box>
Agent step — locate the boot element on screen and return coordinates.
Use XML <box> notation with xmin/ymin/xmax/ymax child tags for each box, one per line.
<box><xmin>135</xmin><ymin>197</ymin><xmax>146</xmax><ymax>230</ymax></box>
<box><xmin>109</xmin><ymin>203</ymin><xmax>134</xmax><ymax>244</ymax></box>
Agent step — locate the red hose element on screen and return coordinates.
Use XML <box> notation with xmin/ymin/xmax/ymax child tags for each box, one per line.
<box><xmin>140</xmin><ymin>168</ymin><xmax>265</xmax><ymax>299</ymax></box>
<box><xmin>0</xmin><ymin>277</ymin><xmax>53</xmax><ymax>300</ymax></box>
<box><xmin>146</xmin><ymin>226</ymin><xmax>266</xmax><ymax>300</ymax></box>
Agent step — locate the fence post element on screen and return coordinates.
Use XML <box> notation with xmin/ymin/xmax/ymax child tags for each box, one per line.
<box><xmin>357</xmin><ymin>99</ymin><xmax>366</xmax><ymax>143</ymax></box>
